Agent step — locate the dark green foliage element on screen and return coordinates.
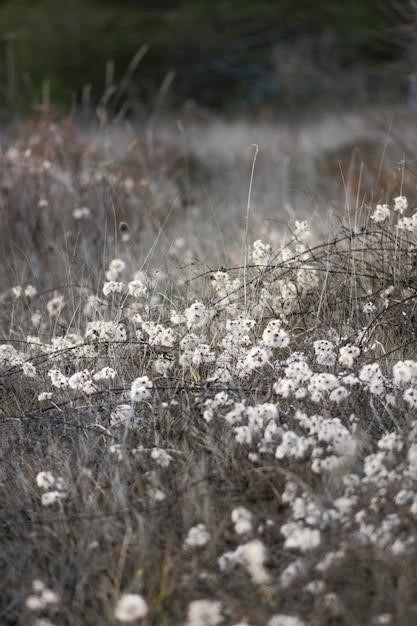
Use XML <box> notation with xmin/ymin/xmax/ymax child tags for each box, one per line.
<box><xmin>0</xmin><ymin>0</ymin><xmax>401</xmax><ymax>111</ymax></box>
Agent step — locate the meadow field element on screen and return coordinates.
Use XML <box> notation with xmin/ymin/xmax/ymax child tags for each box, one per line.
<box><xmin>1</xmin><ymin>107</ymin><xmax>417</xmax><ymax>625</ymax></box>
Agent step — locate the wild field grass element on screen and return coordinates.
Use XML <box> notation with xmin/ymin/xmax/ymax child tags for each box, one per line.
<box><xmin>1</xmin><ymin>111</ymin><xmax>417</xmax><ymax>626</ymax></box>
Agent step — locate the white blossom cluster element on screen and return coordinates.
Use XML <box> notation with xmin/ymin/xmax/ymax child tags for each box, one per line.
<box><xmin>36</xmin><ymin>471</ymin><xmax>67</xmax><ymax>506</ymax></box>
<box><xmin>26</xmin><ymin>580</ymin><xmax>59</xmax><ymax>611</ymax></box>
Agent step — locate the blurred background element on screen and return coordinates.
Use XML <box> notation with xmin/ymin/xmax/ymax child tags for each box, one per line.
<box><xmin>0</xmin><ymin>0</ymin><xmax>412</xmax><ymax>117</ymax></box>
<box><xmin>2</xmin><ymin>0</ymin><xmax>417</xmax><ymax>288</ymax></box>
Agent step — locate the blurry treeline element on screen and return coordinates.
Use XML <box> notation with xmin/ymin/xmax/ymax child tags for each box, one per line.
<box><xmin>0</xmin><ymin>0</ymin><xmax>410</xmax><ymax>114</ymax></box>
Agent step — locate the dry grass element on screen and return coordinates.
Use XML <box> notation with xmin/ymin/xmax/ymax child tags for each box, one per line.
<box><xmin>1</xmin><ymin>110</ymin><xmax>417</xmax><ymax>626</ymax></box>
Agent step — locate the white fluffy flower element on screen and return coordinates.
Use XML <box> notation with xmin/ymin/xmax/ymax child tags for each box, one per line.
<box><xmin>114</xmin><ymin>594</ymin><xmax>148</xmax><ymax>622</ymax></box>
<box><xmin>393</xmin><ymin>360</ymin><xmax>417</xmax><ymax>386</ymax></box>
<box><xmin>280</xmin><ymin>559</ymin><xmax>307</xmax><ymax>589</ymax></box>
<box><xmin>24</xmin><ymin>284</ymin><xmax>37</xmax><ymax>298</ymax></box>
<box><xmin>262</xmin><ymin>320</ymin><xmax>290</xmax><ymax>348</ymax></box>
<box><xmin>170</xmin><ymin>309</ymin><xmax>186</xmax><ymax>325</ymax></box>
<box><xmin>128</xmin><ymin>279</ymin><xmax>147</xmax><ymax>298</ymax></box>
<box><xmin>36</xmin><ymin>471</ymin><xmax>56</xmax><ymax>490</ymax></box>
<box><xmin>281</xmin><ymin>522</ymin><xmax>321</xmax><ymax>552</ymax></box>
<box><xmin>363</xmin><ymin>301</ymin><xmax>377</xmax><ymax>315</ymax></box>
<box><xmin>22</xmin><ymin>362</ymin><xmax>37</xmax><ymax>378</ymax></box>
<box><xmin>394</xmin><ymin>195</ymin><xmax>408</xmax><ymax>214</ymax></box>
<box><xmin>359</xmin><ymin>362</ymin><xmax>384</xmax><ymax>395</ymax></box>
<box><xmin>130</xmin><ymin>376</ymin><xmax>153</xmax><ymax>401</ymax></box>
<box><xmin>26</xmin><ymin>582</ymin><xmax>59</xmax><ymax>612</ymax></box>
<box><xmin>86</xmin><ymin>320</ymin><xmax>127</xmax><ymax>342</ymax></box>
<box><xmin>329</xmin><ymin>386</ymin><xmax>350</xmax><ymax>403</ymax></box>
<box><xmin>46</xmin><ymin>294</ymin><xmax>65</xmax><ymax>317</ymax></box>
<box><xmin>313</xmin><ymin>340</ymin><xmax>336</xmax><ymax>366</ymax></box>
<box><xmin>252</xmin><ymin>239</ymin><xmax>271</xmax><ymax>266</ymax></box>
<box><xmin>184</xmin><ymin>524</ymin><xmax>211</xmax><ymax>548</ymax></box>
<box><xmin>192</xmin><ymin>344</ymin><xmax>215</xmax><ymax>366</ymax></box>
<box><xmin>338</xmin><ymin>344</ymin><xmax>360</xmax><ymax>368</ymax></box>
<box><xmin>185</xmin><ymin>302</ymin><xmax>207</xmax><ymax>330</ymax></box>
<box><xmin>231</xmin><ymin>507</ymin><xmax>253</xmax><ymax>535</ymax></box>
<box><xmin>244</xmin><ymin>345</ymin><xmax>271</xmax><ymax>372</ymax></box>
<box><xmin>93</xmin><ymin>367</ymin><xmax>117</xmax><ymax>382</ymax></box>
<box><xmin>294</xmin><ymin>220</ymin><xmax>311</xmax><ymax>241</ymax></box>
<box><xmin>41</xmin><ymin>491</ymin><xmax>66</xmax><ymax>507</ymax></box>
<box><xmin>236</xmin><ymin>539</ymin><xmax>270</xmax><ymax>584</ymax></box>
<box><xmin>106</xmin><ymin>258</ymin><xmax>126</xmax><ymax>281</ymax></box>
<box><xmin>48</xmin><ymin>369</ymin><xmax>68</xmax><ymax>389</ymax></box>
<box><xmin>186</xmin><ymin>600</ymin><xmax>223</xmax><ymax>626</ymax></box>
<box><xmin>142</xmin><ymin>322</ymin><xmax>176</xmax><ymax>348</ymax></box>
<box><xmin>370</xmin><ymin>204</ymin><xmax>390</xmax><ymax>223</ymax></box>
<box><xmin>404</xmin><ymin>387</ymin><xmax>417</xmax><ymax>409</ymax></box>
<box><xmin>397</xmin><ymin>213</ymin><xmax>417</xmax><ymax>234</ymax></box>
<box><xmin>68</xmin><ymin>369</ymin><xmax>92</xmax><ymax>390</ymax></box>
<box><xmin>12</xmin><ymin>285</ymin><xmax>22</xmax><ymax>299</ymax></box>
<box><xmin>276</xmin><ymin>432</ymin><xmax>310</xmax><ymax>460</ymax></box>
<box><xmin>38</xmin><ymin>392</ymin><xmax>53</xmax><ymax>402</ymax></box>
<box><xmin>148</xmin><ymin>487</ymin><xmax>166</xmax><ymax>502</ymax></box>
<box><xmin>150</xmin><ymin>447</ymin><xmax>173</xmax><ymax>468</ymax></box>
<box><xmin>234</xmin><ymin>426</ymin><xmax>253</xmax><ymax>445</ymax></box>
<box><xmin>218</xmin><ymin>539</ymin><xmax>270</xmax><ymax>585</ymax></box>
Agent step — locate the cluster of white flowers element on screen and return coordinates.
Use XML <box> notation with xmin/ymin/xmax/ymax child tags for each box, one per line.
<box><xmin>26</xmin><ymin>580</ymin><xmax>59</xmax><ymax>611</ymax></box>
<box><xmin>130</xmin><ymin>375</ymin><xmax>153</xmax><ymax>401</ymax></box>
<box><xmin>68</xmin><ymin>369</ymin><xmax>96</xmax><ymax>395</ymax></box>
<box><xmin>397</xmin><ymin>212</ymin><xmax>417</xmax><ymax>234</ymax></box>
<box><xmin>313</xmin><ymin>339</ymin><xmax>336</xmax><ymax>366</ymax></box>
<box><xmin>11</xmin><ymin>284</ymin><xmax>37</xmax><ymax>299</ymax></box>
<box><xmin>38</xmin><ymin>391</ymin><xmax>53</xmax><ymax>402</ymax></box>
<box><xmin>203</xmin><ymin>391</ymin><xmax>231</xmax><ymax>423</ymax></box>
<box><xmin>294</xmin><ymin>220</ymin><xmax>311</xmax><ymax>241</ymax></box>
<box><xmin>210</xmin><ymin>270</ymin><xmax>240</xmax><ymax>305</ymax></box>
<box><xmin>7</xmin><ymin>190</ymin><xmax>417</xmax><ymax>626</ymax></box>
<box><xmin>371</xmin><ymin>196</ymin><xmax>409</xmax><ymax>223</ymax></box>
<box><xmin>103</xmin><ymin>281</ymin><xmax>125</xmax><ymax>297</ymax></box>
<box><xmin>142</xmin><ymin>321</ymin><xmax>176</xmax><ymax>347</ymax></box>
<box><xmin>36</xmin><ymin>471</ymin><xmax>67</xmax><ymax>506</ymax></box>
<box><xmin>338</xmin><ymin>344</ymin><xmax>360</xmax><ymax>368</ymax></box>
<box><xmin>73</xmin><ymin>206</ymin><xmax>91</xmax><ymax>219</ymax></box>
<box><xmin>85</xmin><ymin>320</ymin><xmax>127</xmax><ymax>342</ymax></box>
<box><xmin>93</xmin><ymin>366</ymin><xmax>117</xmax><ymax>381</ymax></box>
<box><xmin>48</xmin><ymin>368</ymin><xmax>69</xmax><ymax>389</ymax></box>
<box><xmin>370</xmin><ymin>204</ymin><xmax>390</xmax><ymax>223</ymax></box>
<box><xmin>262</xmin><ymin>319</ymin><xmax>290</xmax><ymax>349</ymax></box>
<box><xmin>252</xmin><ymin>239</ymin><xmax>272</xmax><ymax>266</ymax></box>
<box><xmin>280</xmin><ymin>522</ymin><xmax>321</xmax><ymax>552</ymax></box>
<box><xmin>359</xmin><ymin>362</ymin><xmax>385</xmax><ymax>396</ymax></box>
